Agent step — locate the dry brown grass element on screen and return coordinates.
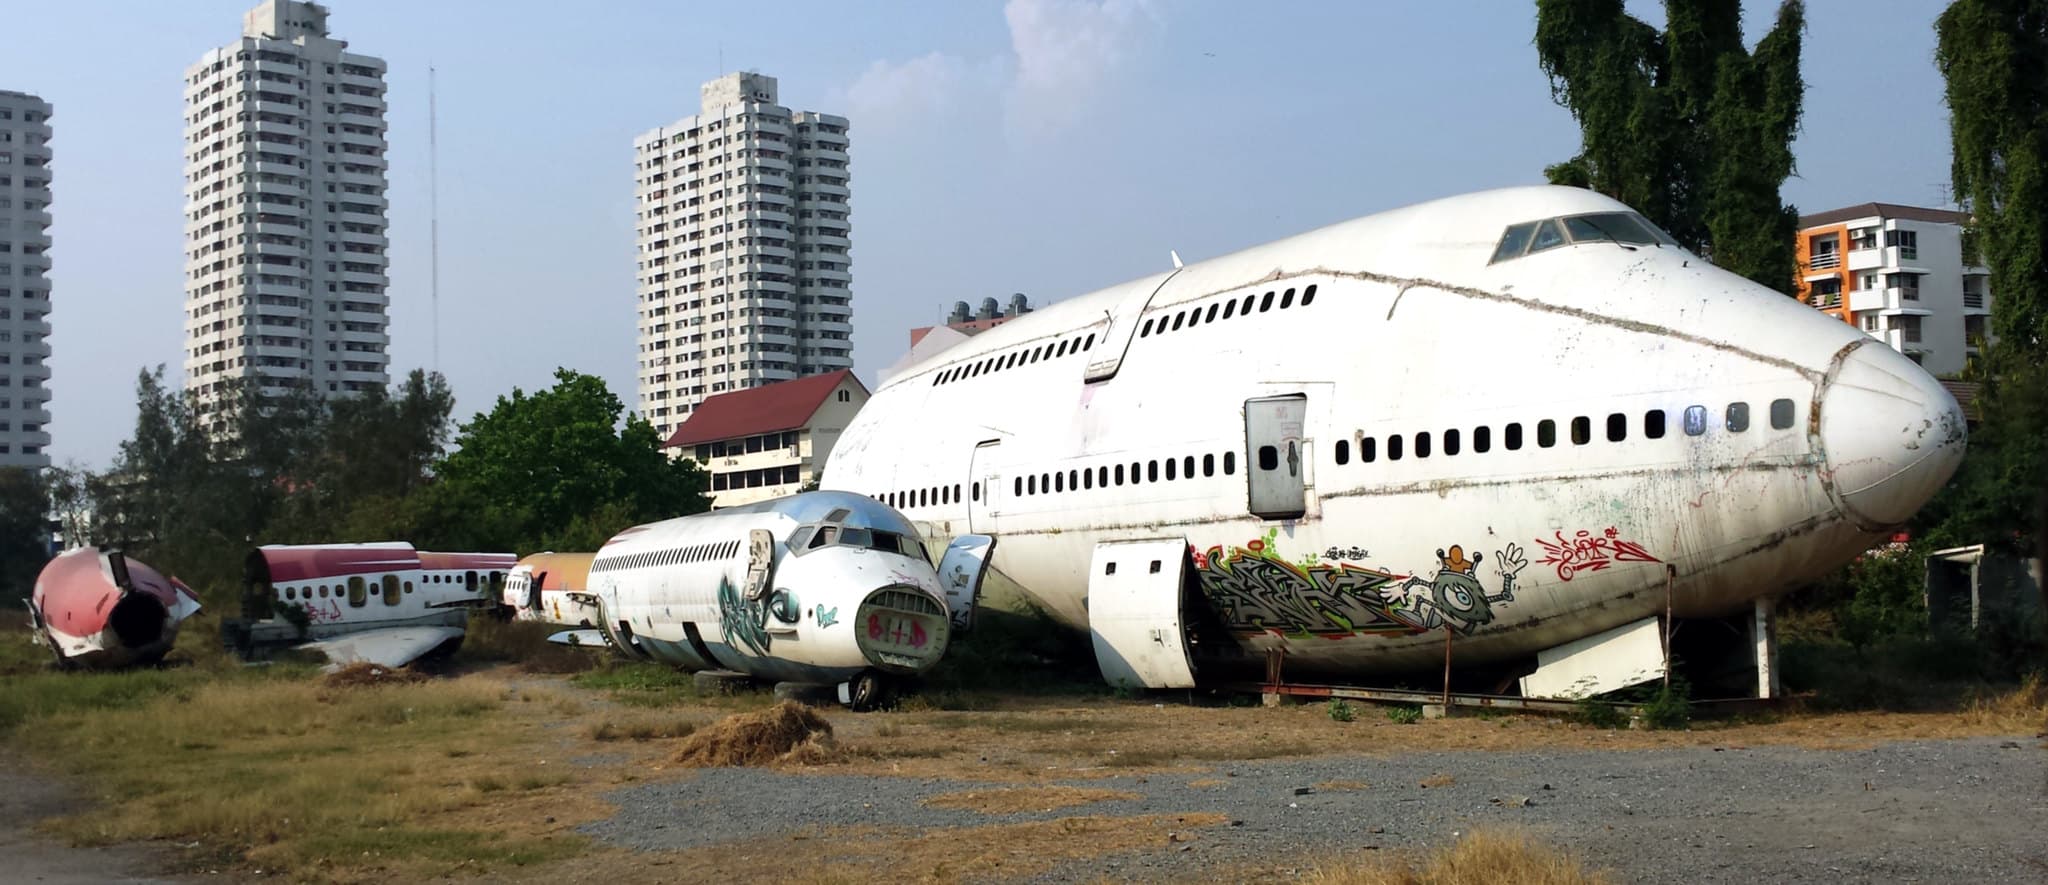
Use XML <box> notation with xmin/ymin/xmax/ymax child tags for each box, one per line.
<box><xmin>1187</xmin><ymin>777</ymin><xmax>1227</xmax><ymax>789</ymax></box>
<box><xmin>641</xmin><ymin>813</ymin><xmax>1230</xmax><ymax>885</ymax></box>
<box><xmin>585</xmin><ymin>710</ymin><xmax>702</xmax><ymax>742</ymax></box>
<box><xmin>1307</xmin><ymin>829</ymin><xmax>1613</xmax><ymax>885</ymax></box>
<box><xmin>1316</xmin><ymin>779</ymin><xmax>1372</xmax><ymax>792</ymax></box>
<box><xmin>1960</xmin><ymin>674</ymin><xmax>2048</xmax><ymax>735</ymax></box>
<box><xmin>671</xmin><ymin>701</ymin><xmax>842</xmax><ymax>768</ymax></box>
<box><xmin>920</xmin><ymin>785</ymin><xmax>1141</xmax><ymax>814</ymax></box>
<box><xmin>1417</xmin><ymin>773</ymin><xmax>1456</xmax><ymax>788</ymax></box>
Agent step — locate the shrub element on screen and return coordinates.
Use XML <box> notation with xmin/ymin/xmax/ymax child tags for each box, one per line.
<box><xmin>1385</xmin><ymin>704</ymin><xmax>1422</xmax><ymax>725</ymax></box>
<box><xmin>1326</xmin><ymin>699</ymin><xmax>1356</xmax><ymax>722</ymax></box>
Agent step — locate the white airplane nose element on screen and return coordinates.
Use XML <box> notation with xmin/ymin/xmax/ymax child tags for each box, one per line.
<box><xmin>1819</xmin><ymin>342</ymin><xmax>1968</xmax><ymax>529</ymax></box>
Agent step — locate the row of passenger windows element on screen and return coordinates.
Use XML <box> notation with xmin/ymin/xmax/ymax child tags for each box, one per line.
<box><xmin>274</xmin><ymin>570</ymin><xmax>505</xmax><ymax>608</ymax></box>
<box><xmin>593</xmin><ymin>541</ymin><xmax>739</xmax><ymax>572</ymax></box>
<box><xmin>1015</xmin><ymin>451</ymin><xmax>1239</xmax><ymax>497</ymax></box>
<box><xmin>930</xmin><ymin>333</ymin><xmax>1098</xmax><ymax>387</ymax></box>
<box><xmin>1141</xmin><ymin>284</ymin><xmax>1318</xmax><ymax>339</ymax></box>
<box><xmin>1330</xmin><ymin>399</ymin><xmax>1797</xmax><ymax>465</ymax></box>
<box><xmin>882</xmin><ymin>486</ymin><xmax>960</xmax><ymax>510</ymax></box>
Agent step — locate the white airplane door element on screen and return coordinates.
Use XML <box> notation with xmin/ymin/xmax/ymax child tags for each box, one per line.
<box><xmin>936</xmin><ymin>534</ymin><xmax>996</xmax><ymax>632</ymax></box>
<box><xmin>744</xmin><ymin>529</ymin><xmax>775</xmax><ymax>600</ymax></box>
<box><xmin>1088</xmin><ymin>538</ymin><xmax>1198</xmax><ymax>689</ymax></box>
<box><xmin>1245</xmin><ymin>394</ymin><xmax>1309</xmax><ymax>520</ymax></box>
<box><xmin>1083</xmin><ymin>269</ymin><xmax>1181</xmax><ymax>383</ymax></box>
<box><xmin>968</xmin><ymin>439</ymin><xmax>1002</xmax><ymax>533</ymax></box>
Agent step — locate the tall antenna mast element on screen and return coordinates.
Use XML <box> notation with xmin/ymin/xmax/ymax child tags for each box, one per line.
<box><xmin>429</xmin><ymin>64</ymin><xmax>441</xmax><ymax>373</ymax></box>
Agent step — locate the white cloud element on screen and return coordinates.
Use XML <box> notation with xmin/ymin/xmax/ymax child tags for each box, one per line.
<box><xmin>1002</xmin><ymin>0</ymin><xmax>1161</xmax><ymax>137</ymax></box>
<box><xmin>843</xmin><ymin>51</ymin><xmax>972</xmax><ymax>127</ymax></box>
<box><xmin>842</xmin><ymin>0</ymin><xmax>1162</xmax><ymax>141</ymax></box>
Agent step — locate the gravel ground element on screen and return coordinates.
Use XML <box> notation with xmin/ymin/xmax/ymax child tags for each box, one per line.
<box><xmin>584</xmin><ymin>736</ymin><xmax>2047</xmax><ymax>883</ymax></box>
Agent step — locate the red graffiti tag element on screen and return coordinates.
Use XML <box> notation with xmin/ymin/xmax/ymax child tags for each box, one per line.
<box><xmin>1534</xmin><ymin>527</ymin><xmax>1660</xmax><ymax>581</ymax></box>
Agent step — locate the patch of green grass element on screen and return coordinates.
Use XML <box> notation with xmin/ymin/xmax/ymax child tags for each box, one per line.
<box><xmin>0</xmin><ymin>659</ymin><xmax>314</xmax><ymax>736</ymax></box>
<box><xmin>1385</xmin><ymin>704</ymin><xmax>1423</xmax><ymax>725</ymax></box>
<box><xmin>1571</xmin><ymin>695</ymin><xmax>1629</xmax><ymax>730</ymax></box>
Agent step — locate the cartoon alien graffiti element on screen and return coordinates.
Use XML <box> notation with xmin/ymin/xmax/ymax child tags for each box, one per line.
<box><xmin>1387</xmin><ymin>543</ymin><xmax>1528</xmax><ymax>634</ymax></box>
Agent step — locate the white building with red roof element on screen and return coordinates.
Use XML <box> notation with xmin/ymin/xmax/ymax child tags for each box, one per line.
<box><xmin>662</xmin><ymin>370</ymin><xmax>868</xmax><ymax>508</ymax></box>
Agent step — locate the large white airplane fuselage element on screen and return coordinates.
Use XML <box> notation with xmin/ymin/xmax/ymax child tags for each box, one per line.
<box><xmin>822</xmin><ymin>186</ymin><xmax>1965</xmax><ymax>677</ymax></box>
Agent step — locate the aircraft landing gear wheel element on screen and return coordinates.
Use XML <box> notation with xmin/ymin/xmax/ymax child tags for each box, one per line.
<box><xmin>847</xmin><ymin>670</ymin><xmax>893</xmax><ymax>712</ymax></box>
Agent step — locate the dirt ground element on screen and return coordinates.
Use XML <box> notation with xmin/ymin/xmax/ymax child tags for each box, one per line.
<box><xmin>7</xmin><ymin>666</ymin><xmax>2044</xmax><ymax>883</ymax></box>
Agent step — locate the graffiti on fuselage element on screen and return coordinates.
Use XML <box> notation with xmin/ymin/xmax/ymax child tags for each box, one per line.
<box><xmin>1194</xmin><ymin>530</ymin><xmax>1527</xmax><ymax>638</ymax></box>
<box><xmin>717</xmin><ymin>575</ymin><xmax>772</xmax><ymax>656</ymax></box>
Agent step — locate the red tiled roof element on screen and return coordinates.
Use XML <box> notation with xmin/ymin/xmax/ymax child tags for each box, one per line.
<box><xmin>662</xmin><ymin>370</ymin><xmax>863</xmax><ymax>448</ymax></box>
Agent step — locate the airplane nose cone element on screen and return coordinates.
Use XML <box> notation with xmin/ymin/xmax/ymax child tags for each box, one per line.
<box><xmin>1819</xmin><ymin>343</ymin><xmax>1967</xmax><ymax>529</ymax></box>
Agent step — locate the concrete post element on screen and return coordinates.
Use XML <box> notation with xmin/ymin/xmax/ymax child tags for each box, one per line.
<box><xmin>1753</xmin><ymin>596</ymin><xmax>1781</xmax><ymax>699</ymax></box>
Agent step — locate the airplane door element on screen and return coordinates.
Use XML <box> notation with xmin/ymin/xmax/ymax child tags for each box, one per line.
<box><xmin>1245</xmin><ymin>394</ymin><xmax>1308</xmax><ymax>520</ymax></box>
<box><xmin>1083</xmin><ymin>269</ymin><xmax>1181</xmax><ymax>383</ymax></box>
<box><xmin>1087</xmin><ymin>538</ymin><xmax>1198</xmax><ymax>689</ymax></box>
<box><xmin>936</xmin><ymin>534</ymin><xmax>996</xmax><ymax>632</ymax></box>
<box><xmin>528</xmin><ymin>572</ymin><xmax>545</xmax><ymax>612</ymax></box>
<box><xmin>968</xmin><ymin>439</ymin><xmax>1002</xmax><ymax>534</ymax></box>
<box><xmin>744</xmin><ymin>529</ymin><xmax>775</xmax><ymax>600</ymax></box>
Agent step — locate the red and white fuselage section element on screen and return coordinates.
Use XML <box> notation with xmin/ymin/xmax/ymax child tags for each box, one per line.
<box><xmin>222</xmin><ymin>543</ymin><xmax>516</xmax><ymax>669</ymax></box>
<box><xmin>30</xmin><ymin>548</ymin><xmax>203</xmax><ymax>669</ymax></box>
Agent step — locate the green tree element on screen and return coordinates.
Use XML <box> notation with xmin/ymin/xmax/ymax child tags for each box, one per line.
<box><xmin>1536</xmin><ymin>0</ymin><xmax>1806</xmax><ymax>292</ymax></box>
<box><xmin>433</xmin><ymin>369</ymin><xmax>708</xmax><ymax>551</ymax></box>
<box><xmin>1938</xmin><ymin>0</ymin><xmax>2048</xmax><ymax>366</ymax></box>
<box><xmin>0</xmin><ymin>467</ymin><xmax>51</xmax><ymax>602</ymax></box>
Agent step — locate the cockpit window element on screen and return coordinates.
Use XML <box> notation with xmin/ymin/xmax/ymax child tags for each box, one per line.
<box><xmin>1490</xmin><ymin>211</ymin><xmax>1679</xmax><ymax>264</ymax></box>
<box><xmin>1563</xmin><ymin>212</ymin><xmax>1660</xmax><ymax>246</ymax></box>
<box><xmin>870</xmin><ymin>532</ymin><xmax>904</xmax><ymax>554</ymax></box>
<box><xmin>838</xmin><ymin>527</ymin><xmax>873</xmax><ymax>548</ymax></box>
<box><xmin>1491</xmin><ymin>222</ymin><xmax>1538</xmax><ymax>263</ymax></box>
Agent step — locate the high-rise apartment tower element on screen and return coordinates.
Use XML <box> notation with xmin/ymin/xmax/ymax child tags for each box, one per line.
<box><xmin>0</xmin><ymin>90</ymin><xmax>54</xmax><ymax>469</ymax></box>
<box><xmin>634</xmin><ymin>72</ymin><xmax>854</xmax><ymax>438</ymax></box>
<box><xmin>182</xmin><ymin>1</ymin><xmax>391</xmax><ymax>420</ymax></box>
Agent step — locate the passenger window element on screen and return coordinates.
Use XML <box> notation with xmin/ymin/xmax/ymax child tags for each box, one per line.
<box><xmin>1280</xmin><ymin>288</ymin><xmax>1296</xmax><ymax>309</ymax></box>
<box><xmin>1473</xmin><ymin>426</ymin><xmax>1491</xmax><ymax>453</ymax></box>
<box><xmin>1115</xmin><ymin>464</ymin><xmax>1126</xmax><ymax>485</ymax></box>
<box><xmin>1082</xmin><ymin>469</ymin><xmax>1093</xmax><ymax>490</ymax></box>
<box><xmin>1014</xmin><ymin>477</ymin><xmax>1023</xmax><ymax>496</ymax></box>
<box><xmin>1053</xmin><ymin>472</ymin><xmax>1063</xmax><ymax>493</ymax></box>
<box><xmin>1360</xmin><ymin>436</ymin><xmax>1376</xmax><ymax>463</ymax></box>
<box><xmin>1205</xmin><ymin>304</ymin><xmax>1219</xmax><ymax>323</ymax></box>
<box><xmin>347</xmin><ymin>576</ymin><xmax>366</xmax><ymax>607</ymax></box>
<box><xmin>1098</xmin><ymin>466</ymin><xmax>1109</xmax><ymax>487</ymax></box>
<box><xmin>1027</xmin><ymin>475</ymin><xmax>1037</xmax><ymax>495</ymax></box>
<box><xmin>1505</xmin><ymin>422</ymin><xmax>1523</xmax><ymax>450</ymax></box>
<box><xmin>1770</xmin><ymin>398</ymin><xmax>1795</xmax><ymax>429</ymax></box>
<box><xmin>1491</xmin><ymin>221</ymin><xmax>1538</xmax><ymax>263</ymax></box>
<box><xmin>1256</xmin><ymin>447</ymin><xmax>1276</xmax><ymax>471</ymax></box>
<box><xmin>1387</xmin><ymin>434</ymin><xmax>1404</xmax><ymax>460</ymax></box>
<box><xmin>403</xmin><ymin>581</ymin><xmax>413</xmax><ymax>595</ymax></box>
<box><xmin>1166</xmin><ymin>458</ymin><xmax>1179</xmax><ymax>481</ymax></box>
<box><xmin>1572</xmin><ymin>417</ymin><xmax>1591</xmax><ymax>445</ymax></box>
<box><xmin>1607</xmin><ymin>413</ymin><xmax>1626</xmax><ymax>442</ymax></box>
<box><xmin>1301</xmin><ymin>284</ymin><xmax>1318</xmax><ymax>305</ymax></box>
<box><xmin>1259</xmin><ymin>291</ymin><xmax>1275</xmax><ymax>312</ymax></box>
<box><xmin>1335</xmin><ymin>439</ymin><xmax>1350</xmax><ymax>465</ymax></box>
<box><xmin>1645</xmin><ymin>410</ymin><xmax>1667</xmax><ymax>439</ymax></box>
<box><xmin>1444</xmin><ymin>428</ymin><xmax>1461</xmax><ymax>456</ymax></box>
<box><xmin>1222</xmin><ymin>299</ymin><xmax>1237</xmax><ymax>319</ymax></box>
<box><xmin>1538</xmin><ymin>420</ymin><xmax>1557</xmax><ymax>448</ymax></box>
<box><xmin>1141</xmin><ymin>319</ymin><xmax>1154</xmax><ymax>337</ymax></box>
<box><xmin>1069</xmin><ymin>469</ymin><xmax>1079</xmax><ymax>490</ymax></box>
<box><xmin>973</xmin><ymin>482</ymin><xmax>980</xmax><ymax>502</ymax></box>
<box><xmin>284</xmin><ymin>587</ymin><xmax>295</xmax><ymax>601</ymax></box>
<box><xmin>1223</xmin><ymin>451</ymin><xmax>1236</xmax><ymax>474</ymax></box>
<box><xmin>1148</xmin><ymin>460</ymin><xmax>1160</xmax><ymax>482</ymax></box>
<box><xmin>1203</xmin><ymin>454</ymin><xmax>1215</xmax><ymax>476</ymax></box>
<box><xmin>1727</xmin><ymin>402</ymin><xmax>1750</xmax><ymax>433</ymax></box>
<box><xmin>1084</xmin><ymin>334</ymin><xmax>1095</xmax><ymax>349</ymax></box>
<box><xmin>1530</xmin><ymin>219</ymin><xmax>1567</xmax><ymax>254</ymax></box>
<box><xmin>383</xmin><ymin>574</ymin><xmax>400</xmax><ymax>606</ymax></box>
<box><xmin>1171</xmin><ymin>313</ymin><xmax>1186</xmax><ymax>331</ymax></box>
<box><xmin>1241</xmin><ymin>294</ymin><xmax>1255</xmax><ymax>314</ymax></box>
<box><xmin>1182</xmin><ymin>456</ymin><xmax>1195</xmax><ymax>478</ymax></box>
<box><xmin>1415</xmin><ymin>431</ymin><xmax>1432</xmax><ymax>458</ymax></box>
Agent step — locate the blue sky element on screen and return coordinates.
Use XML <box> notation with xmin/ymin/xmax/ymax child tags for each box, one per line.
<box><xmin>2</xmin><ymin>0</ymin><xmax>1954</xmax><ymax>469</ymax></box>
